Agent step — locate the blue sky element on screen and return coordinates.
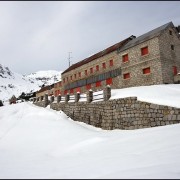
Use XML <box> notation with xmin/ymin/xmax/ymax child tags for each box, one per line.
<box><xmin>0</xmin><ymin>1</ymin><xmax>180</xmax><ymax>74</ymax></box>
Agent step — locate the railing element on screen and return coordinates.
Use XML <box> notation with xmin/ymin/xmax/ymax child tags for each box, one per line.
<box><xmin>33</xmin><ymin>86</ymin><xmax>111</xmax><ymax>104</ymax></box>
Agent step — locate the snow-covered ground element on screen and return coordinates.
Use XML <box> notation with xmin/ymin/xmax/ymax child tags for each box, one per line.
<box><xmin>0</xmin><ymin>102</ymin><xmax>180</xmax><ymax>179</ymax></box>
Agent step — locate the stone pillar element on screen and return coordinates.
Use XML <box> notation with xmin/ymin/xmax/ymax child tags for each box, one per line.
<box><xmin>57</xmin><ymin>94</ymin><xmax>61</xmax><ymax>103</ymax></box>
<box><xmin>103</xmin><ymin>85</ymin><xmax>111</xmax><ymax>101</ymax></box>
<box><xmin>65</xmin><ymin>93</ymin><xmax>70</xmax><ymax>103</ymax></box>
<box><xmin>87</xmin><ymin>89</ymin><xmax>93</xmax><ymax>103</ymax></box>
<box><xmin>44</xmin><ymin>94</ymin><xmax>49</xmax><ymax>107</ymax></box>
<box><xmin>50</xmin><ymin>95</ymin><xmax>54</xmax><ymax>103</ymax></box>
<box><xmin>75</xmin><ymin>92</ymin><xmax>80</xmax><ymax>103</ymax></box>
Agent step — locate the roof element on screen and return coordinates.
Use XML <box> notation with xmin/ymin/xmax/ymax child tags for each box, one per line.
<box><xmin>37</xmin><ymin>86</ymin><xmax>50</xmax><ymax>94</ymax></box>
<box><xmin>62</xmin><ymin>35</ymin><xmax>135</xmax><ymax>75</ymax></box>
<box><xmin>119</xmin><ymin>22</ymin><xmax>174</xmax><ymax>52</ymax></box>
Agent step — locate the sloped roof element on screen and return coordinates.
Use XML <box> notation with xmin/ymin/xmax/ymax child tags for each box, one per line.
<box><xmin>62</xmin><ymin>35</ymin><xmax>135</xmax><ymax>75</ymax></box>
<box><xmin>119</xmin><ymin>22</ymin><xmax>174</xmax><ymax>52</ymax></box>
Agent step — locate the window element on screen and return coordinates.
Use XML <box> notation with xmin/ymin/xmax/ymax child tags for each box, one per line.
<box><xmin>123</xmin><ymin>73</ymin><xmax>130</xmax><ymax>79</ymax></box>
<box><xmin>57</xmin><ymin>90</ymin><xmax>61</xmax><ymax>95</ymax></box>
<box><xmin>76</xmin><ymin>87</ymin><xmax>81</xmax><ymax>93</ymax></box>
<box><xmin>78</xmin><ymin>72</ymin><xmax>81</xmax><ymax>78</ymax></box>
<box><xmin>66</xmin><ymin>77</ymin><xmax>68</xmax><ymax>82</ymax></box>
<box><xmin>96</xmin><ymin>81</ymin><xmax>101</xmax><ymax>87</ymax></box>
<box><xmin>90</xmin><ymin>67</ymin><xmax>93</xmax><ymax>74</ymax></box>
<box><xmin>86</xmin><ymin>84</ymin><xmax>91</xmax><ymax>90</ymax></box>
<box><xmin>74</xmin><ymin>74</ymin><xmax>76</xmax><ymax>79</ymax></box>
<box><xmin>64</xmin><ymin>90</ymin><xmax>68</xmax><ymax>95</ymax></box>
<box><xmin>171</xmin><ymin>45</ymin><xmax>174</xmax><ymax>50</ymax></box>
<box><xmin>122</xmin><ymin>54</ymin><xmax>129</xmax><ymax>63</ymax></box>
<box><xmin>169</xmin><ymin>30</ymin><xmax>172</xmax><ymax>35</ymax></box>
<box><xmin>70</xmin><ymin>76</ymin><xmax>72</xmax><ymax>80</ymax></box>
<box><xmin>85</xmin><ymin>70</ymin><xmax>88</xmax><ymax>76</ymax></box>
<box><xmin>102</xmin><ymin>62</ymin><xmax>106</xmax><ymax>69</ymax></box>
<box><xmin>96</xmin><ymin>65</ymin><xmax>99</xmax><ymax>71</ymax></box>
<box><xmin>141</xmin><ymin>46</ymin><xmax>149</xmax><ymax>56</ymax></box>
<box><xmin>63</xmin><ymin>78</ymin><xmax>65</xmax><ymax>83</ymax></box>
<box><xmin>106</xmin><ymin>78</ymin><xmax>113</xmax><ymax>85</ymax></box>
<box><xmin>173</xmin><ymin>66</ymin><xmax>177</xmax><ymax>75</ymax></box>
<box><xmin>143</xmin><ymin>67</ymin><xmax>151</xmax><ymax>74</ymax></box>
<box><xmin>70</xmin><ymin>89</ymin><xmax>74</xmax><ymax>94</ymax></box>
<box><xmin>109</xmin><ymin>59</ymin><xmax>114</xmax><ymax>66</ymax></box>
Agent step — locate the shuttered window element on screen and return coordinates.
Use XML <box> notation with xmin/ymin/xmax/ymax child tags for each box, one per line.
<box><xmin>143</xmin><ymin>67</ymin><xmax>151</xmax><ymax>74</ymax></box>
<box><xmin>86</xmin><ymin>84</ymin><xmax>91</xmax><ymax>90</ymax></box>
<box><xmin>74</xmin><ymin>74</ymin><xmax>76</xmax><ymax>79</ymax></box>
<box><xmin>96</xmin><ymin>65</ymin><xmax>99</xmax><ymax>71</ymax></box>
<box><xmin>123</xmin><ymin>73</ymin><xmax>130</xmax><ymax>79</ymax></box>
<box><xmin>64</xmin><ymin>90</ymin><xmax>68</xmax><ymax>95</ymax></box>
<box><xmin>173</xmin><ymin>66</ymin><xmax>177</xmax><ymax>75</ymax></box>
<box><xmin>106</xmin><ymin>78</ymin><xmax>113</xmax><ymax>85</ymax></box>
<box><xmin>96</xmin><ymin>81</ymin><xmax>101</xmax><ymax>87</ymax></box>
<box><xmin>122</xmin><ymin>54</ymin><xmax>129</xmax><ymax>63</ymax></box>
<box><xmin>109</xmin><ymin>59</ymin><xmax>113</xmax><ymax>66</ymax></box>
<box><xmin>102</xmin><ymin>62</ymin><xmax>106</xmax><ymax>69</ymax></box>
<box><xmin>70</xmin><ymin>89</ymin><xmax>74</xmax><ymax>94</ymax></box>
<box><xmin>90</xmin><ymin>67</ymin><xmax>93</xmax><ymax>74</ymax></box>
<box><xmin>76</xmin><ymin>87</ymin><xmax>81</xmax><ymax>93</ymax></box>
<box><xmin>66</xmin><ymin>77</ymin><xmax>68</xmax><ymax>82</ymax></box>
<box><xmin>85</xmin><ymin>70</ymin><xmax>88</xmax><ymax>76</ymax></box>
<box><xmin>141</xmin><ymin>46</ymin><xmax>149</xmax><ymax>56</ymax></box>
<box><xmin>79</xmin><ymin>72</ymin><xmax>81</xmax><ymax>78</ymax></box>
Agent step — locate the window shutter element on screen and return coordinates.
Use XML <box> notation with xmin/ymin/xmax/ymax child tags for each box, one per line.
<box><xmin>143</xmin><ymin>67</ymin><xmax>150</xmax><ymax>74</ymax></box>
<box><xmin>106</xmin><ymin>78</ymin><xmax>113</xmax><ymax>85</ymax></box>
<box><xmin>141</xmin><ymin>46</ymin><xmax>149</xmax><ymax>56</ymax></box>
<box><xmin>122</xmin><ymin>54</ymin><xmax>129</xmax><ymax>62</ymax></box>
<box><xmin>123</xmin><ymin>73</ymin><xmax>130</xmax><ymax>79</ymax></box>
<box><xmin>96</xmin><ymin>81</ymin><xmax>101</xmax><ymax>87</ymax></box>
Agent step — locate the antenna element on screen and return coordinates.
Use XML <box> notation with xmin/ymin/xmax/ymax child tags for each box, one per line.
<box><xmin>68</xmin><ymin>52</ymin><xmax>72</xmax><ymax>67</ymax></box>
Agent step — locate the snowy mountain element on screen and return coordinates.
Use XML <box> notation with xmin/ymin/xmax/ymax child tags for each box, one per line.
<box><xmin>0</xmin><ymin>64</ymin><xmax>62</xmax><ymax>101</ymax></box>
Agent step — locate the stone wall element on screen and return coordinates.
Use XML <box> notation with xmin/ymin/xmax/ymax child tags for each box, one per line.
<box><xmin>159</xmin><ymin>27</ymin><xmax>180</xmax><ymax>84</ymax></box>
<box><xmin>50</xmin><ymin>97</ymin><xmax>180</xmax><ymax>130</ymax></box>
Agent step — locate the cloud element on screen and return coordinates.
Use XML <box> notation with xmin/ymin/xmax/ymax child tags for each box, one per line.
<box><xmin>0</xmin><ymin>1</ymin><xmax>179</xmax><ymax>75</ymax></box>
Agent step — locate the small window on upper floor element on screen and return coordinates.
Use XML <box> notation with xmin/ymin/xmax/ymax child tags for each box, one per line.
<box><xmin>141</xmin><ymin>46</ymin><xmax>149</xmax><ymax>56</ymax></box>
<box><xmin>90</xmin><ymin>67</ymin><xmax>93</xmax><ymax>74</ymax></box>
<box><xmin>109</xmin><ymin>59</ymin><xmax>113</xmax><ymax>66</ymax></box>
<box><xmin>102</xmin><ymin>62</ymin><xmax>106</xmax><ymax>69</ymax></box>
<box><xmin>143</xmin><ymin>67</ymin><xmax>151</xmax><ymax>74</ymax></box>
<box><xmin>85</xmin><ymin>70</ymin><xmax>88</xmax><ymax>76</ymax></box>
<box><xmin>78</xmin><ymin>72</ymin><xmax>81</xmax><ymax>78</ymax></box>
<box><xmin>171</xmin><ymin>45</ymin><xmax>174</xmax><ymax>50</ymax></box>
<box><xmin>169</xmin><ymin>30</ymin><xmax>172</xmax><ymax>35</ymax></box>
<box><xmin>122</xmin><ymin>54</ymin><xmax>129</xmax><ymax>63</ymax></box>
<box><xmin>74</xmin><ymin>74</ymin><xmax>76</xmax><ymax>79</ymax></box>
<box><xmin>96</xmin><ymin>65</ymin><xmax>99</xmax><ymax>71</ymax></box>
<box><xmin>70</xmin><ymin>75</ymin><xmax>72</xmax><ymax>80</ymax></box>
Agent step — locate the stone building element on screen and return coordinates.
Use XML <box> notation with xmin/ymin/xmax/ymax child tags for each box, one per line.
<box><xmin>61</xmin><ymin>21</ymin><xmax>180</xmax><ymax>95</ymax></box>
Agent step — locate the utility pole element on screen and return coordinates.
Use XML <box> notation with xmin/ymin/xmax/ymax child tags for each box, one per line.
<box><xmin>68</xmin><ymin>52</ymin><xmax>72</xmax><ymax>67</ymax></box>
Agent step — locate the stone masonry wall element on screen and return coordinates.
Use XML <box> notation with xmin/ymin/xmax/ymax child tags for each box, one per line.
<box><xmin>159</xmin><ymin>27</ymin><xmax>180</xmax><ymax>84</ymax></box>
<box><xmin>49</xmin><ymin>97</ymin><xmax>180</xmax><ymax>130</ymax></box>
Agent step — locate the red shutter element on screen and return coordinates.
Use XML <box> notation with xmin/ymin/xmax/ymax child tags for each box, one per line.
<box><xmin>86</xmin><ymin>84</ymin><xmax>91</xmax><ymax>90</ymax></box>
<box><xmin>90</xmin><ymin>68</ymin><xmax>93</xmax><ymax>74</ymax></box>
<box><xmin>85</xmin><ymin>70</ymin><xmax>88</xmax><ymax>76</ymax></box>
<box><xmin>102</xmin><ymin>63</ymin><xmax>106</xmax><ymax>69</ymax></box>
<box><xmin>70</xmin><ymin>89</ymin><xmax>74</xmax><ymax>94</ymax></box>
<box><xmin>96</xmin><ymin>81</ymin><xmax>101</xmax><ymax>87</ymax></box>
<box><xmin>64</xmin><ymin>90</ymin><xmax>68</xmax><ymax>95</ymax></box>
<box><xmin>141</xmin><ymin>46</ymin><xmax>149</xmax><ymax>56</ymax></box>
<box><xmin>143</xmin><ymin>67</ymin><xmax>150</xmax><ymax>74</ymax></box>
<box><xmin>76</xmin><ymin>87</ymin><xmax>81</xmax><ymax>93</ymax></box>
<box><xmin>173</xmin><ymin>66</ymin><xmax>177</xmax><ymax>75</ymax></box>
<box><xmin>123</xmin><ymin>73</ymin><xmax>130</xmax><ymax>79</ymax></box>
<box><xmin>106</xmin><ymin>78</ymin><xmax>113</xmax><ymax>85</ymax></box>
<box><xmin>109</xmin><ymin>59</ymin><xmax>113</xmax><ymax>66</ymax></box>
<box><xmin>122</xmin><ymin>54</ymin><xmax>129</xmax><ymax>63</ymax></box>
<box><xmin>96</xmin><ymin>65</ymin><xmax>99</xmax><ymax>71</ymax></box>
